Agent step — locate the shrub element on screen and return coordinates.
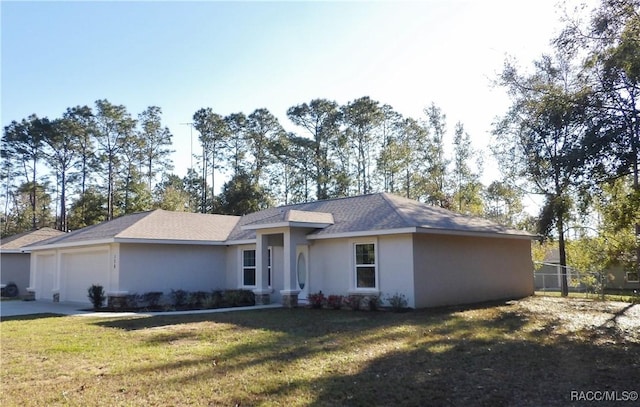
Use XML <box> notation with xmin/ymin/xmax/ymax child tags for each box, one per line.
<box><xmin>223</xmin><ymin>289</ymin><xmax>255</xmax><ymax>307</ymax></box>
<box><xmin>170</xmin><ymin>289</ymin><xmax>189</xmax><ymax>308</ymax></box>
<box><xmin>223</xmin><ymin>290</ymin><xmax>240</xmax><ymax>307</ymax></box>
<box><xmin>308</xmin><ymin>291</ymin><xmax>326</xmax><ymax>309</ymax></box>
<box><xmin>203</xmin><ymin>290</ymin><xmax>223</xmax><ymax>309</ymax></box>
<box><xmin>237</xmin><ymin>289</ymin><xmax>255</xmax><ymax>306</ymax></box>
<box><xmin>126</xmin><ymin>293</ymin><xmax>141</xmax><ymax>309</ymax></box>
<box><xmin>366</xmin><ymin>295</ymin><xmax>381</xmax><ymax>311</ymax></box>
<box><xmin>386</xmin><ymin>292</ymin><xmax>408</xmax><ymax>312</ymax></box>
<box><xmin>344</xmin><ymin>295</ymin><xmax>361</xmax><ymax>311</ymax></box>
<box><xmin>327</xmin><ymin>295</ymin><xmax>343</xmax><ymax>310</ymax></box>
<box><xmin>142</xmin><ymin>291</ymin><xmax>163</xmax><ymax>308</ymax></box>
<box><xmin>188</xmin><ymin>291</ymin><xmax>208</xmax><ymax>308</ymax></box>
<box><xmin>87</xmin><ymin>284</ymin><xmax>106</xmax><ymax>309</ymax></box>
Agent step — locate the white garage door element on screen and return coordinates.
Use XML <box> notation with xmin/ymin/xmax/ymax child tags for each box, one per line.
<box><xmin>61</xmin><ymin>249</ymin><xmax>110</xmax><ymax>303</ymax></box>
<box><xmin>35</xmin><ymin>254</ymin><xmax>56</xmax><ymax>301</ymax></box>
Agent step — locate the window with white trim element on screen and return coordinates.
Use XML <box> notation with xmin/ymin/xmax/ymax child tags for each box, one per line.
<box><xmin>354</xmin><ymin>242</ymin><xmax>377</xmax><ymax>289</ymax></box>
<box><xmin>627</xmin><ymin>271</ymin><xmax>639</xmax><ymax>283</ymax></box>
<box><xmin>267</xmin><ymin>247</ymin><xmax>272</xmax><ymax>287</ymax></box>
<box><xmin>242</xmin><ymin>249</ymin><xmax>256</xmax><ymax>286</ymax></box>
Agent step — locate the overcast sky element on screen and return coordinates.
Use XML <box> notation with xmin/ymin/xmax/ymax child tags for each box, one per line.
<box><xmin>1</xmin><ymin>0</ymin><xmax>594</xmax><ymax>199</ymax></box>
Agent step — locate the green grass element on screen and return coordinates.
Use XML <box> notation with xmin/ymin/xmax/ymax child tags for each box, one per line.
<box><xmin>535</xmin><ymin>290</ymin><xmax>638</xmax><ymax>303</ymax></box>
<box><xmin>2</xmin><ymin>302</ymin><xmax>638</xmax><ymax>406</ymax></box>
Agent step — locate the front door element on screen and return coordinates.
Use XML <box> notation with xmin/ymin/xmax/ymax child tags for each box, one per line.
<box><xmin>296</xmin><ymin>245</ymin><xmax>309</xmax><ymax>300</ymax></box>
<box><xmin>35</xmin><ymin>253</ymin><xmax>56</xmax><ymax>301</ymax></box>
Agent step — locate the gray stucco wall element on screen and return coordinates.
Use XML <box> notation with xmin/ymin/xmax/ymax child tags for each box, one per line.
<box><xmin>308</xmin><ymin>238</ymin><xmax>351</xmax><ymax>296</ymax></box>
<box><xmin>119</xmin><ymin>244</ymin><xmax>227</xmax><ymax>294</ymax></box>
<box><xmin>413</xmin><ymin>234</ymin><xmax>534</xmax><ymax>308</ymax></box>
<box><xmin>378</xmin><ymin>234</ymin><xmax>415</xmax><ymax>307</ymax></box>
<box><xmin>306</xmin><ymin>234</ymin><xmax>415</xmax><ymax>306</ymax></box>
<box><xmin>1</xmin><ymin>252</ymin><xmax>30</xmax><ymax>296</ymax></box>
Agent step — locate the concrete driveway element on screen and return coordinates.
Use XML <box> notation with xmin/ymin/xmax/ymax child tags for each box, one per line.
<box><xmin>0</xmin><ymin>300</ymin><xmax>92</xmax><ymax>318</ymax></box>
<box><xmin>0</xmin><ymin>299</ymin><xmax>281</xmax><ymax>319</ymax></box>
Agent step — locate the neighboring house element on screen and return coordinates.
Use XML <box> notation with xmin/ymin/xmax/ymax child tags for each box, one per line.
<box><xmin>534</xmin><ymin>247</ymin><xmax>640</xmax><ymax>292</ymax></box>
<box><xmin>26</xmin><ymin>193</ymin><xmax>536</xmax><ymax>308</ymax></box>
<box><xmin>606</xmin><ymin>265</ymin><xmax>639</xmax><ymax>290</ymax></box>
<box><xmin>1</xmin><ymin>228</ymin><xmax>65</xmax><ymax>297</ymax></box>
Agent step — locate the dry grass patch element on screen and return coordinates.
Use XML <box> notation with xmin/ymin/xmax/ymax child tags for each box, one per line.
<box><xmin>2</xmin><ymin>297</ymin><xmax>639</xmax><ymax>406</ymax></box>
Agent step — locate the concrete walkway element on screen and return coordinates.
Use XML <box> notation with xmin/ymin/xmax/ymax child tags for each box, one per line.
<box><xmin>0</xmin><ymin>299</ymin><xmax>281</xmax><ymax>319</ymax></box>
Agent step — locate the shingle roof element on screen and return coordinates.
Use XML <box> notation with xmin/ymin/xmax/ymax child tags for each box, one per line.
<box><xmin>240</xmin><ymin>209</ymin><xmax>335</xmax><ymax>229</ymax></box>
<box><xmin>227</xmin><ymin>193</ymin><xmax>533</xmax><ymax>241</ymax></box>
<box><xmin>1</xmin><ymin>227</ymin><xmax>66</xmax><ymax>251</ymax></box>
<box><xmin>26</xmin><ymin>193</ymin><xmax>534</xmax><ymax>249</ymax></box>
<box><xmin>381</xmin><ymin>193</ymin><xmax>529</xmax><ymax>235</ymax></box>
<box><xmin>28</xmin><ymin>210</ymin><xmax>240</xmax><ymax>248</ymax></box>
<box><xmin>286</xmin><ymin>210</ymin><xmax>334</xmax><ymax>224</ymax></box>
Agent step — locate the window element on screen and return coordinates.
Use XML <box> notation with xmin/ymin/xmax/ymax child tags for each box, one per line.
<box><xmin>242</xmin><ymin>249</ymin><xmax>256</xmax><ymax>286</ymax></box>
<box><xmin>355</xmin><ymin>243</ymin><xmax>376</xmax><ymax>289</ymax></box>
<box><xmin>297</xmin><ymin>252</ymin><xmax>306</xmax><ymax>290</ymax></box>
<box><xmin>267</xmin><ymin>247</ymin><xmax>272</xmax><ymax>287</ymax></box>
<box><xmin>627</xmin><ymin>272</ymin><xmax>639</xmax><ymax>283</ymax></box>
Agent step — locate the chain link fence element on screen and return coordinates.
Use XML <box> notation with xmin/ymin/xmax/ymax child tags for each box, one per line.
<box><xmin>533</xmin><ymin>261</ymin><xmax>607</xmax><ymax>300</ymax></box>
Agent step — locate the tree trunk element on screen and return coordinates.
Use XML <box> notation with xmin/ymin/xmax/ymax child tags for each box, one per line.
<box><xmin>634</xmin><ymin>141</ymin><xmax>639</xmax><ymax>285</ymax></box>
<box><xmin>31</xmin><ymin>159</ymin><xmax>37</xmax><ymax>229</ymax></box>
<box><xmin>201</xmin><ymin>147</ymin><xmax>207</xmax><ymax>214</ymax></box>
<box><xmin>107</xmin><ymin>157</ymin><xmax>113</xmax><ymax>221</ymax></box>
<box><xmin>60</xmin><ymin>171</ymin><xmax>66</xmax><ymax>232</ymax></box>
<box><xmin>557</xmin><ymin>214</ymin><xmax>569</xmax><ymax>297</ymax></box>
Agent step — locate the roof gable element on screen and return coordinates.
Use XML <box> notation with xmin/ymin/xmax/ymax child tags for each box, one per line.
<box><xmin>241</xmin><ymin>209</ymin><xmax>335</xmax><ymax>231</ymax></box>
<box><xmin>118</xmin><ymin>210</ymin><xmax>240</xmax><ymax>241</ymax></box>
<box><xmin>27</xmin><ymin>210</ymin><xmax>241</xmax><ymax>249</ymax></box>
<box><xmin>0</xmin><ymin>227</ymin><xmax>66</xmax><ymax>251</ymax></box>
<box><xmin>229</xmin><ymin>194</ymin><xmax>413</xmax><ymax>241</ymax></box>
<box><xmin>381</xmin><ymin>193</ymin><xmax>529</xmax><ymax>236</ymax></box>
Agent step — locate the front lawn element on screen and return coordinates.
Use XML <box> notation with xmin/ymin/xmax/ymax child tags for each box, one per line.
<box><xmin>2</xmin><ymin>297</ymin><xmax>638</xmax><ymax>406</ymax></box>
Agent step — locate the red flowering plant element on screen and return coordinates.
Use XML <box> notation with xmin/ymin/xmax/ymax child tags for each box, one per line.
<box><xmin>307</xmin><ymin>291</ymin><xmax>326</xmax><ymax>308</ymax></box>
<box><xmin>326</xmin><ymin>295</ymin><xmax>344</xmax><ymax>309</ymax></box>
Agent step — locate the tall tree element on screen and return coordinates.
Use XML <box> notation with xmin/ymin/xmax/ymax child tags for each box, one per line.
<box><xmin>224</xmin><ymin>113</ymin><xmax>249</xmax><ymax>178</ymax></box>
<box><xmin>2</xmin><ymin>115</ymin><xmax>47</xmax><ymax>229</ymax></box>
<box><xmin>376</xmin><ymin>105</ymin><xmax>404</xmax><ymax>193</ymax></box>
<box><xmin>341</xmin><ymin>97</ymin><xmax>384</xmax><ymax>195</ymax></box>
<box><xmin>246</xmin><ymin>108</ymin><xmax>284</xmax><ymax>189</ymax></box>
<box><xmin>556</xmin><ymin>0</ymin><xmax>640</xmax><ymax>278</ymax></box>
<box><xmin>1</xmin><ymin>131</ymin><xmax>22</xmax><ymax>237</ymax></box>
<box><xmin>421</xmin><ymin>103</ymin><xmax>451</xmax><ymax>208</ymax></box>
<box><xmin>193</xmin><ymin>108</ymin><xmax>228</xmax><ymax>213</ymax></box>
<box><xmin>67</xmin><ymin>187</ymin><xmax>106</xmax><ymax>231</ymax></box>
<box><xmin>217</xmin><ymin>170</ymin><xmax>271</xmax><ymax>216</ymax></box>
<box><xmin>119</xmin><ymin>130</ymin><xmax>148</xmax><ymax>214</ymax></box>
<box><xmin>42</xmin><ymin>117</ymin><xmax>81</xmax><ymax>231</ymax></box>
<box><xmin>452</xmin><ymin>121</ymin><xmax>483</xmax><ymax>215</ymax></box>
<box><xmin>6</xmin><ymin>182</ymin><xmax>54</xmax><ymax>233</ymax></box>
<box><xmin>401</xmin><ymin>118</ymin><xmax>430</xmax><ymax>200</ymax></box>
<box><xmin>93</xmin><ymin>99</ymin><xmax>136</xmax><ymax>220</ymax></box>
<box><xmin>154</xmin><ymin>174</ymin><xmax>190</xmax><ymax>211</ymax></box>
<box><xmin>493</xmin><ymin>54</ymin><xmax>595</xmax><ymax>296</ymax></box>
<box><xmin>287</xmin><ymin>99</ymin><xmax>342</xmax><ymax>200</ymax></box>
<box><xmin>182</xmin><ymin>168</ymin><xmax>206</xmax><ymax>213</ymax></box>
<box><xmin>137</xmin><ymin>106</ymin><xmax>174</xmax><ymax>191</ymax></box>
<box><xmin>63</xmin><ymin>106</ymin><xmax>97</xmax><ymax>227</ymax></box>
<box><xmin>115</xmin><ymin>167</ymin><xmax>152</xmax><ymax>214</ymax></box>
<box><xmin>483</xmin><ymin>181</ymin><xmax>524</xmax><ymax>227</ymax></box>
<box><xmin>268</xmin><ymin>132</ymin><xmax>312</xmax><ymax>205</ymax></box>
